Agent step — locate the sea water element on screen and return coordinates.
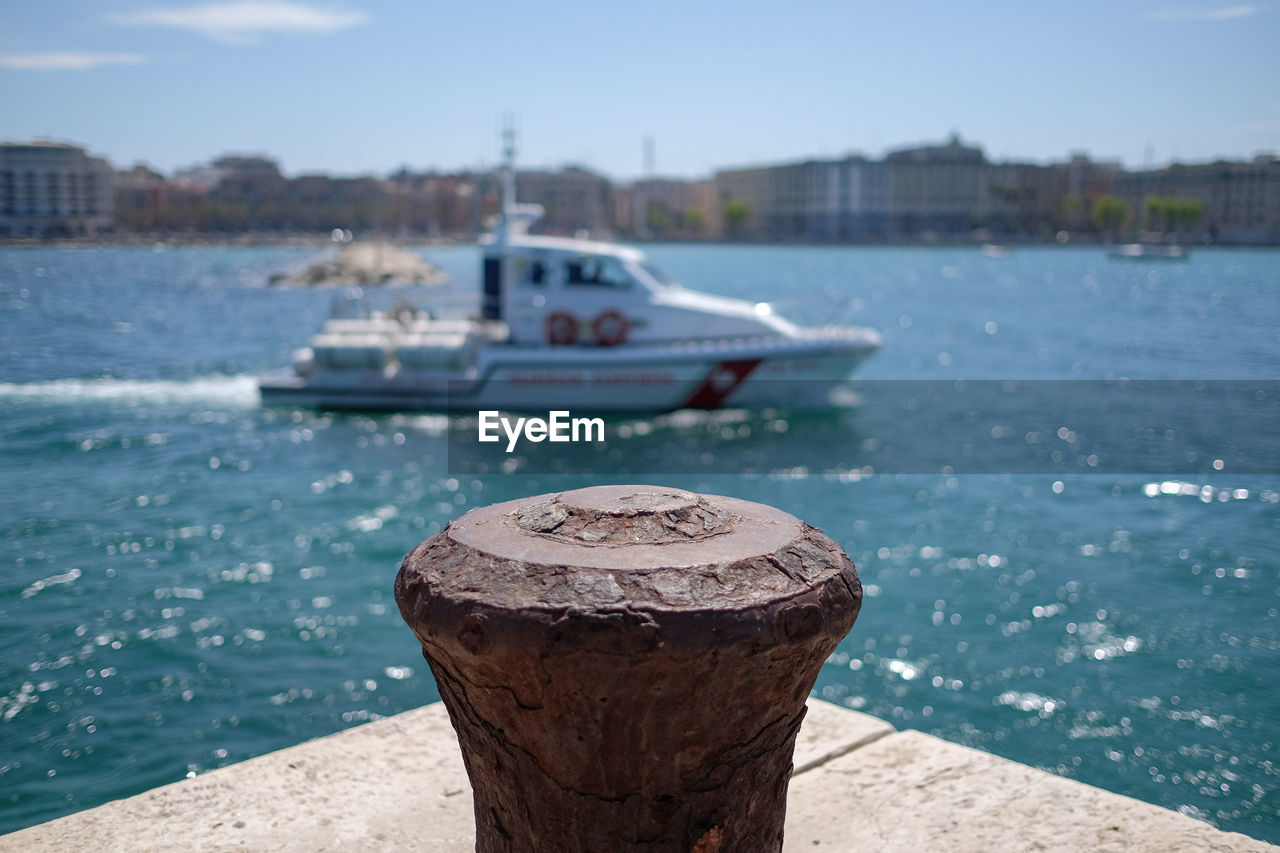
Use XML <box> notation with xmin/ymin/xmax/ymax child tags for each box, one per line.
<box><xmin>0</xmin><ymin>244</ymin><xmax>1276</xmax><ymax>841</ymax></box>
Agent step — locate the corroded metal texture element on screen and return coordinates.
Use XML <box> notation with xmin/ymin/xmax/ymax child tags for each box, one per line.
<box><xmin>395</xmin><ymin>485</ymin><xmax>862</xmax><ymax>853</ymax></box>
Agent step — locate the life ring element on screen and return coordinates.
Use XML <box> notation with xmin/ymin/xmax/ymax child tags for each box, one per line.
<box><xmin>545</xmin><ymin>311</ymin><xmax>578</xmax><ymax>346</ymax></box>
<box><xmin>592</xmin><ymin>310</ymin><xmax>630</xmax><ymax>347</ymax></box>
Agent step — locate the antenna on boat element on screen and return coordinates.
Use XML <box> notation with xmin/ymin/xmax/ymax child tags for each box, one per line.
<box><xmin>500</xmin><ymin>114</ymin><xmax>517</xmax><ymax>245</ymax></box>
<box><xmin>495</xmin><ymin>115</ymin><xmax>543</xmax><ymax>241</ymax></box>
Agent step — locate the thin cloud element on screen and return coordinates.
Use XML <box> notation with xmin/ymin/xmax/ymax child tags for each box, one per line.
<box><xmin>1146</xmin><ymin>4</ymin><xmax>1260</xmax><ymax>21</ymax></box>
<box><xmin>110</xmin><ymin>1</ymin><xmax>369</xmax><ymax>44</ymax></box>
<box><xmin>0</xmin><ymin>52</ymin><xmax>148</xmax><ymax>71</ymax></box>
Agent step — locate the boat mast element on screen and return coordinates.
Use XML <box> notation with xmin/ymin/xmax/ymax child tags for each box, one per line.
<box><xmin>487</xmin><ymin>117</ymin><xmax>544</xmax><ymax>330</ymax></box>
<box><xmin>481</xmin><ymin>119</ymin><xmax>517</xmax><ymax>323</ymax></box>
<box><xmin>481</xmin><ymin>116</ymin><xmax>520</xmax><ymax>325</ymax></box>
<box><xmin>499</xmin><ymin>116</ymin><xmax>517</xmax><ymax>248</ymax></box>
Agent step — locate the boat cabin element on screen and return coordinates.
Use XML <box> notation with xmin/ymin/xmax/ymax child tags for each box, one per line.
<box><xmin>481</xmin><ymin>234</ymin><xmax>797</xmax><ymax>348</ymax></box>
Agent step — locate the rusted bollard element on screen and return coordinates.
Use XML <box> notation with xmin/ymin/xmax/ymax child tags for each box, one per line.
<box><xmin>395</xmin><ymin>485</ymin><xmax>862</xmax><ymax>852</ymax></box>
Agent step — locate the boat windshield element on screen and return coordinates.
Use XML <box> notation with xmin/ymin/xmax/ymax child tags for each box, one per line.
<box><xmin>637</xmin><ymin>261</ymin><xmax>680</xmax><ymax>290</ymax></box>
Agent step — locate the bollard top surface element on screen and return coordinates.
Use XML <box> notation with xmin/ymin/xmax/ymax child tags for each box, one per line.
<box><xmin>450</xmin><ymin>484</ymin><xmax>801</xmax><ymax>571</ymax></box>
<box><xmin>399</xmin><ymin>484</ymin><xmax>859</xmax><ymax>615</ymax></box>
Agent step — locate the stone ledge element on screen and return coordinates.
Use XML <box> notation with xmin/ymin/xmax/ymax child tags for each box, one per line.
<box><xmin>0</xmin><ymin>703</ymin><xmax>472</xmax><ymax>853</ymax></box>
<box><xmin>0</xmin><ymin>700</ymin><xmax>1271</xmax><ymax>852</ymax></box>
<box><xmin>785</xmin><ymin>728</ymin><xmax>1275</xmax><ymax>852</ymax></box>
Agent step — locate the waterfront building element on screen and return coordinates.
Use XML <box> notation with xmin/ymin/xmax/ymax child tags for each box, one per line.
<box><xmin>1112</xmin><ymin>155</ymin><xmax>1280</xmax><ymax>244</ymax></box>
<box><xmin>165</xmin><ymin>154</ymin><xmax>412</xmax><ymax>234</ymax></box>
<box><xmin>1048</xmin><ymin>154</ymin><xmax>1124</xmax><ymax>235</ymax></box>
<box><xmin>715</xmin><ymin>139</ymin><xmax>1138</xmax><ymax>243</ymax></box>
<box><xmin>0</xmin><ymin>141</ymin><xmax>114</xmax><ymax>237</ymax></box>
<box><xmin>385</xmin><ymin>170</ymin><xmax>485</xmax><ymax>237</ymax></box>
<box><xmin>169</xmin><ymin>162</ymin><xmax>223</xmax><ymax>192</ymax></box>
<box><xmin>209</xmin><ymin>155</ymin><xmax>286</xmax><ymax>192</ymax></box>
<box><xmin>285</xmin><ymin>174</ymin><xmax>386</xmax><ymax>232</ymax></box>
<box><xmin>17</xmin><ymin>136</ymin><xmax>1278</xmax><ymax>244</ymax></box>
<box><xmin>717</xmin><ymin>140</ymin><xmax>1006</xmax><ymax>243</ymax></box>
<box><xmin>690</xmin><ymin>179</ymin><xmax>719</xmax><ymax>239</ymax></box>
<box><xmin>713</xmin><ymin>164</ymin><xmax>774</xmax><ymax>240</ymax></box>
<box><xmin>114</xmin><ymin>164</ymin><xmax>169</xmax><ymax>232</ymax></box>
<box><xmin>715</xmin><ymin>156</ymin><xmax>890</xmax><ymax>242</ymax></box>
<box><xmin>610</xmin><ymin>184</ymin><xmax>633</xmax><ymax>235</ymax></box>
<box><xmin>770</xmin><ymin>161</ymin><xmax>828</xmax><ymax>240</ymax></box>
<box><xmin>884</xmin><ymin>134</ymin><xmax>988</xmax><ymax>239</ymax></box>
<box><xmin>985</xmin><ymin>161</ymin><xmax>1067</xmax><ymax>237</ymax></box>
<box><xmin>620</xmin><ymin>178</ymin><xmax>717</xmax><ymax>239</ymax></box>
<box><xmin>207</xmin><ymin>155</ymin><xmax>288</xmax><ymax>229</ymax></box>
<box><xmin>515</xmin><ymin>166</ymin><xmax>613</xmax><ymax>237</ymax></box>
<box><xmin>834</xmin><ymin>157</ymin><xmax>891</xmax><ymax>240</ymax></box>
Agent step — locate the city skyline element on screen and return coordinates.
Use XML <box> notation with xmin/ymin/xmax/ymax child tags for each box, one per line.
<box><xmin>3</xmin><ymin>1</ymin><xmax>1278</xmax><ymax>180</ymax></box>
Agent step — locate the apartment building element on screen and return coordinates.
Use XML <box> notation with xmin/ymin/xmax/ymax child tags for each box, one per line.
<box><xmin>22</xmin><ymin>136</ymin><xmax>1275</xmax><ymax>244</ymax></box>
<box><xmin>885</xmin><ymin>135</ymin><xmax>988</xmax><ymax>238</ymax></box>
<box><xmin>714</xmin><ymin>164</ymin><xmax>774</xmax><ymax>240</ymax></box>
<box><xmin>515</xmin><ymin>166</ymin><xmax>613</xmax><ymax>237</ymax></box>
<box><xmin>0</xmin><ymin>142</ymin><xmax>114</xmax><ymax>237</ymax></box>
<box><xmin>619</xmin><ymin>178</ymin><xmax>717</xmax><ymax>239</ymax></box>
<box><xmin>385</xmin><ymin>170</ymin><xmax>486</xmax><ymax>237</ymax></box>
<box><xmin>834</xmin><ymin>157</ymin><xmax>890</xmax><ymax>240</ymax></box>
<box><xmin>114</xmin><ymin>164</ymin><xmax>169</xmax><ymax>231</ymax></box>
<box><xmin>716</xmin><ymin>156</ymin><xmax>891</xmax><ymax>242</ymax></box>
<box><xmin>712</xmin><ymin>138</ymin><xmax>1179</xmax><ymax>243</ymax></box>
<box><xmin>1113</xmin><ymin>155</ymin><xmax>1280</xmax><ymax>243</ymax></box>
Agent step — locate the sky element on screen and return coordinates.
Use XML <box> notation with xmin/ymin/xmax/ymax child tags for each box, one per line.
<box><xmin>2</xmin><ymin>1</ymin><xmax>1278</xmax><ymax>180</ymax></box>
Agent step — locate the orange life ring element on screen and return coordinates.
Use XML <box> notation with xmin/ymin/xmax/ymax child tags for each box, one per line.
<box><xmin>592</xmin><ymin>310</ymin><xmax>629</xmax><ymax>347</ymax></box>
<box><xmin>545</xmin><ymin>311</ymin><xmax>578</xmax><ymax>346</ymax></box>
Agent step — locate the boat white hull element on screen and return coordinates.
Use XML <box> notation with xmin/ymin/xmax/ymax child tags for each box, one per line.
<box><xmin>1107</xmin><ymin>243</ymin><xmax>1189</xmax><ymax>261</ymax></box>
<box><xmin>259</xmin><ymin>334</ymin><xmax>879</xmax><ymax>413</ymax></box>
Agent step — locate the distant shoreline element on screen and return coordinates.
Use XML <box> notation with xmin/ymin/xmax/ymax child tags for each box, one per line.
<box><xmin>0</xmin><ymin>233</ymin><xmax>1273</xmax><ymax>249</ymax></box>
<box><xmin>0</xmin><ymin>233</ymin><xmax>469</xmax><ymax>249</ymax></box>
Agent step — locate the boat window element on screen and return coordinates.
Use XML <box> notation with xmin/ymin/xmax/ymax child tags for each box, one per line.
<box><xmin>566</xmin><ymin>257</ymin><xmax>630</xmax><ymax>288</ymax></box>
<box><xmin>482</xmin><ymin>258</ymin><xmax>502</xmax><ymax>320</ymax></box>
<box><xmin>638</xmin><ymin>261</ymin><xmax>679</xmax><ymax>289</ymax></box>
<box><xmin>512</xmin><ymin>258</ymin><xmax>547</xmax><ymax>286</ymax></box>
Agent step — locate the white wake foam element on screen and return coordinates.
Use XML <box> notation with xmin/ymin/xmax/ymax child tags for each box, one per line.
<box><xmin>0</xmin><ymin>375</ymin><xmax>261</xmax><ymax>407</ymax></box>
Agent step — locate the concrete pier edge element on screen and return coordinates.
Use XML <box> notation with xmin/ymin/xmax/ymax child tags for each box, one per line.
<box><xmin>1</xmin><ymin>699</ymin><xmax>1272</xmax><ymax>852</ymax></box>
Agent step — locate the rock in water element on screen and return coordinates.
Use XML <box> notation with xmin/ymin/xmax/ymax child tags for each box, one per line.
<box><xmin>272</xmin><ymin>242</ymin><xmax>448</xmax><ymax>287</ymax></box>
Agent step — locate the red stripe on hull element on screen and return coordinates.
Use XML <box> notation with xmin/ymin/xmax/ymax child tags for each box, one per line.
<box><xmin>680</xmin><ymin>359</ymin><xmax>762</xmax><ymax>409</ymax></box>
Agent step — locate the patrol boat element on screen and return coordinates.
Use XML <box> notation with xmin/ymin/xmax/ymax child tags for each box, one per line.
<box><xmin>258</xmin><ymin>146</ymin><xmax>880</xmax><ymax>413</ymax></box>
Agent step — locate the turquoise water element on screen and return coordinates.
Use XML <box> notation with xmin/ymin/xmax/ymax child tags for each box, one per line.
<box><xmin>1</xmin><ymin>244</ymin><xmax>1277</xmax><ymax>841</ymax></box>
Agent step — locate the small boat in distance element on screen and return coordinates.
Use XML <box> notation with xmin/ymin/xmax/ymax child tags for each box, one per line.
<box><xmin>258</xmin><ymin>135</ymin><xmax>881</xmax><ymax>413</ymax></box>
<box><xmin>1107</xmin><ymin>243</ymin><xmax>1189</xmax><ymax>261</ymax></box>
